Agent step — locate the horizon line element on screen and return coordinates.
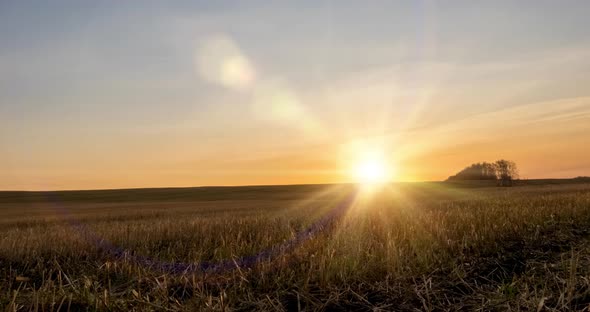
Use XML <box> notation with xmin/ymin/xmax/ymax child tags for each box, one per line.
<box><xmin>1</xmin><ymin>177</ymin><xmax>589</xmax><ymax>193</ymax></box>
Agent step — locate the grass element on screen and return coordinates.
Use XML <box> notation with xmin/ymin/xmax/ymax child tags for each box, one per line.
<box><xmin>1</xmin><ymin>182</ymin><xmax>590</xmax><ymax>311</ymax></box>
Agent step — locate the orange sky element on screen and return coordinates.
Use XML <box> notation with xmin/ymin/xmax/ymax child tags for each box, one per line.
<box><xmin>3</xmin><ymin>95</ymin><xmax>589</xmax><ymax>190</ymax></box>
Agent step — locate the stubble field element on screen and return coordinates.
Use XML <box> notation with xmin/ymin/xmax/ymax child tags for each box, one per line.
<box><xmin>1</xmin><ymin>182</ymin><xmax>590</xmax><ymax>311</ymax></box>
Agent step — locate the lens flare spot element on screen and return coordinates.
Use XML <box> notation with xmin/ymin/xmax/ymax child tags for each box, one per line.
<box><xmin>252</xmin><ymin>81</ymin><xmax>321</xmax><ymax>134</ymax></box>
<box><xmin>196</xmin><ymin>35</ymin><xmax>256</xmax><ymax>90</ymax></box>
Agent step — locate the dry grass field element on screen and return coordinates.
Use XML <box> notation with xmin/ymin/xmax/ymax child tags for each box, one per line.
<box><xmin>2</xmin><ymin>182</ymin><xmax>590</xmax><ymax>311</ymax></box>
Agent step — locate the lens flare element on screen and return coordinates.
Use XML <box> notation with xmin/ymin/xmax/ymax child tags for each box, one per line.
<box><xmin>252</xmin><ymin>80</ymin><xmax>321</xmax><ymax>135</ymax></box>
<box><xmin>196</xmin><ymin>35</ymin><xmax>256</xmax><ymax>90</ymax></box>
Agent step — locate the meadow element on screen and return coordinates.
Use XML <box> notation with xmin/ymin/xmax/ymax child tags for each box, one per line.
<box><xmin>1</xmin><ymin>182</ymin><xmax>590</xmax><ymax>311</ymax></box>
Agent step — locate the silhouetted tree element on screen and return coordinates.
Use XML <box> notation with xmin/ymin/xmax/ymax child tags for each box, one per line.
<box><xmin>447</xmin><ymin>159</ymin><xmax>519</xmax><ymax>187</ymax></box>
<box><xmin>494</xmin><ymin>159</ymin><xmax>519</xmax><ymax>186</ymax></box>
<box><xmin>447</xmin><ymin>162</ymin><xmax>498</xmax><ymax>181</ymax></box>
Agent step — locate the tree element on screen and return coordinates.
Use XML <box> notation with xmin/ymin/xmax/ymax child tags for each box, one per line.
<box><xmin>494</xmin><ymin>159</ymin><xmax>519</xmax><ymax>186</ymax></box>
<box><xmin>446</xmin><ymin>159</ymin><xmax>520</xmax><ymax>187</ymax></box>
<box><xmin>447</xmin><ymin>162</ymin><xmax>498</xmax><ymax>181</ymax></box>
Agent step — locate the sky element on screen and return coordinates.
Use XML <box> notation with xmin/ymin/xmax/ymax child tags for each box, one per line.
<box><xmin>1</xmin><ymin>1</ymin><xmax>590</xmax><ymax>190</ymax></box>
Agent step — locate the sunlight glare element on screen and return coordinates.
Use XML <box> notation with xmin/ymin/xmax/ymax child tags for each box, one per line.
<box><xmin>351</xmin><ymin>150</ymin><xmax>393</xmax><ymax>186</ymax></box>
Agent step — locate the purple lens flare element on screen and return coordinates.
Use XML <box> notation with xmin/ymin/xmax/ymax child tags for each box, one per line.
<box><xmin>44</xmin><ymin>188</ymin><xmax>358</xmax><ymax>275</ymax></box>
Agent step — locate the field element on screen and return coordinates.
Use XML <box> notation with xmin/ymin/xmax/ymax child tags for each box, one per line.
<box><xmin>2</xmin><ymin>182</ymin><xmax>590</xmax><ymax>311</ymax></box>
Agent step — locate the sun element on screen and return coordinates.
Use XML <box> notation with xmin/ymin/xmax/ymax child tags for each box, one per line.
<box><xmin>351</xmin><ymin>153</ymin><xmax>392</xmax><ymax>185</ymax></box>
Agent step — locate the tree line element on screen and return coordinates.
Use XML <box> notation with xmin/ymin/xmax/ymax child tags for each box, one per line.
<box><xmin>447</xmin><ymin>159</ymin><xmax>519</xmax><ymax>186</ymax></box>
